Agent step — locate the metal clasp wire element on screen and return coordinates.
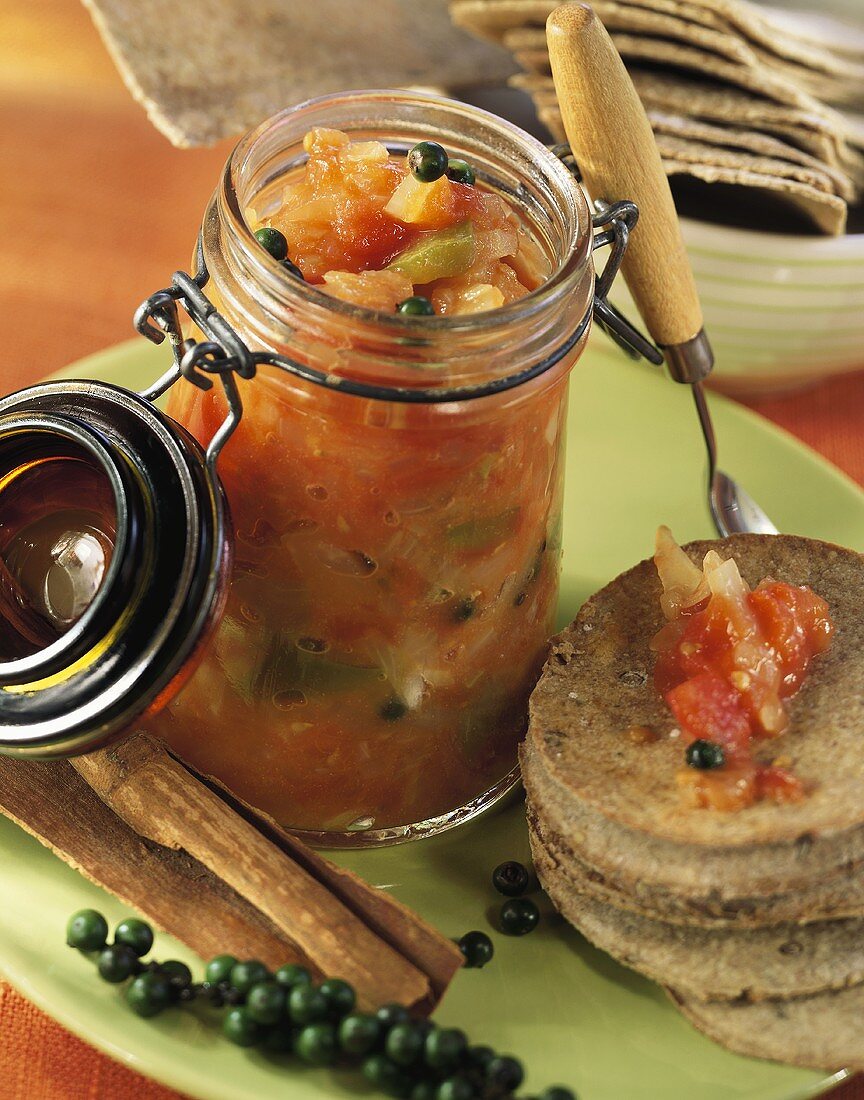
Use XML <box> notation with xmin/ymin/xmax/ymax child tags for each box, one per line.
<box><xmin>552</xmin><ymin>144</ymin><xmax>663</xmax><ymax>366</ymax></box>
<box><xmin>134</xmin><ymin>238</ymin><xmax>245</xmax><ymax>479</ymax></box>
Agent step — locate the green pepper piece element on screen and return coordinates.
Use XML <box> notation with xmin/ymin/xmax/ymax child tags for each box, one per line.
<box><xmin>255</xmin><ymin>634</ymin><xmax>384</xmax><ymax>700</ymax></box>
<box><xmin>445</xmin><ymin>506</ymin><xmax>521</xmax><ymax>551</ymax></box>
<box><xmin>388</xmin><ymin>221</ymin><xmax>475</xmax><ymax>283</ymax></box>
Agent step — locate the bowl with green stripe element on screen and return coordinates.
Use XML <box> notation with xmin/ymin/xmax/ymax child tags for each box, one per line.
<box><xmin>610</xmin><ymin>218</ymin><xmax>864</xmax><ymax>396</ymax></box>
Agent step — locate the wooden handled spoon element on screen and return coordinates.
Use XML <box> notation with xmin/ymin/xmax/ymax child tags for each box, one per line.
<box><xmin>547</xmin><ymin>3</ymin><xmax>778</xmax><ymax>535</ymax></box>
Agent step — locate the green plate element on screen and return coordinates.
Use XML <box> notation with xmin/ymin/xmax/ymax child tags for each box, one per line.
<box><xmin>2</xmin><ymin>334</ymin><xmax>861</xmax><ymax>1100</ymax></box>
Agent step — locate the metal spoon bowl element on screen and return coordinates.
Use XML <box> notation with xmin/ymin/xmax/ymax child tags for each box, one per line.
<box><xmin>693</xmin><ymin>384</ymin><xmax>779</xmax><ymax>537</ymax></box>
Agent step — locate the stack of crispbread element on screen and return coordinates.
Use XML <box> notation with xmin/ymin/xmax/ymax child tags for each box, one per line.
<box><xmin>522</xmin><ymin>533</ymin><xmax>864</xmax><ymax>1070</ymax></box>
<box><xmin>450</xmin><ymin>0</ymin><xmax>864</xmax><ymax>233</ymax></box>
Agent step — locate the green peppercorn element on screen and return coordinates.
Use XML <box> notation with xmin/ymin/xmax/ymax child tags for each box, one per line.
<box><xmin>230</xmin><ymin>959</ymin><xmax>270</xmax><ymax>995</ymax></box>
<box><xmin>437</xmin><ymin>1076</ymin><xmax>475</xmax><ymax>1100</ymax></box>
<box><xmin>386</xmin><ymin>1022</ymin><xmax>426</xmax><ymax>1067</ymax></box>
<box><xmin>363</xmin><ymin>1054</ymin><xmax>412</xmax><ymax>1099</ymax></box>
<box><xmin>457</xmin><ymin>931</ymin><xmax>494</xmax><ymax>969</ymax></box>
<box><xmin>274</xmin><ymin>962</ymin><xmax>312</xmax><ymax>989</ymax></box>
<box><xmin>97</xmin><ymin>943</ymin><xmax>139</xmax><ymax>983</ymax></box>
<box><xmin>205</xmin><ymin>954</ymin><xmax>237</xmax><ymax>985</ymax></box>
<box><xmin>413</xmin><ymin>1018</ymin><xmax>435</xmax><ymax>1040</ymax></box>
<box><xmin>223</xmin><ymin>1005</ymin><xmax>263</xmax><ymax>1047</ymax></box>
<box><xmin>246</xmin><ymin>980</ymin><xmax>287</xmax><ymax>1025</ymax></box>
<box><xmin>408</xmin><ymin>141</ymin><xmax>448</xmax><ymax>183</ymax></box>
<box><xmin>114</xmin><ymin>918</ymin><xmax>154</xmax><ymax>958</ymax></box>
<box><xmin>283</xmin><ymin>257</ymin><xmax>305</xmax><ymax>280</ymax></box>
<box><xmin>411</xmin><ymin>1083</ymin><xmax>438</xmax><ymax>1100</ymax></box>
<box><xmin>126</xmin><ymin>971</ymin><xmax>173</xmax><ymax>1018</ymax></box>
<box><xmin>466</xmin><ymin>1044</ymin><xmax>496</xmax><ymax>1071</ymax></box>
<box><xmin>376</xmin><ymin>1002</ymin><xmax>411</xmax><ymax>1030</ymax></box>
<box><xmin>160</xmin><ymin>960</ymin><xmax>193</xmax><ymax>994</ymax></box>
<box><xmin>338</xmin><ymin>1011</ymin><xmax>381</xmax><ymax>1056</ymax></box>
<box><xmin>396</xmin><ymin>296</ymin><xmax>435</xmax><ymax>317</ymax></box>
<box><xmin>66</xmin><ymin>909</ymin><xmax>109</xmax><ymax>952</ymax></box>
<box><xmin>319</xmin><ymin>977</ymin><xmax>356</xmax><ymax>1018</ymax></box>
<box><xmin>540</xmin><ymin>1087</ymin><xmax>577</xmax><ymax>1100</ymax></box>
<box><xmin>446</xmin><ymin>159</ymin><xmax>476</xmax><ymax>186</ymax></box>
<box><xmin>261</xmin><ymin>1019</ymin><xmax>298</xmax><ymax>1054</ymax></box>
<box><xmin>254</xmin><ymin>226</ymin><xmax>289</xmax><ymax>261</ymax></box>
<box><xmin>685</xmin><ymin>739</ymin><xmax>725</xmax><ymax>770</ymax></box>
<box><xmin>492</xmin><ymin>860</ymin><xmax>531</xmax><ymax>897</ymax></box>
<box><xmin>499</xmin><ymin>898</ymin><xmax>540</xmax><ymax>936</ymax></box>
<box><xmin>425</xmin><ymin>1027</ymin><xmax>468</xmax><ymax>1071</ymax></box>
<box><xmin>289</xmin><ymin>982</ymin><xmax>330</xmax><ymax>1025</ymax></box>
<box><xmin>295</xmin><ymin>1022</ymin><xmax>339</xmax><ymax>1066</ymax></box>
<box><xmin>485</xmin><ymin>1054</ymin><xmax>524</xmax><ymax>1091</ymax></box>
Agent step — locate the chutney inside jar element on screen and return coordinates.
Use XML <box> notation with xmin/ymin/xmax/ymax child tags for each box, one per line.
<box><xmin>150</xmin><ymin>91</ymin><xmax>594</xmax><ymax>845</ymax></box>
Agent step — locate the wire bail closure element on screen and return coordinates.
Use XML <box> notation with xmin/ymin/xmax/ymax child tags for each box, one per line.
<box><xmin>133</xmin><ymin>158</ymin><xmax>660</xmax><ymax>468</ymax></box>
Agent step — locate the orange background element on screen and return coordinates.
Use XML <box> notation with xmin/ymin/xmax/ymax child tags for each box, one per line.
<box><xmin>1</xmin><ymin>1</ymin><xmax>863</xmax><ymax>1097</ymax></box>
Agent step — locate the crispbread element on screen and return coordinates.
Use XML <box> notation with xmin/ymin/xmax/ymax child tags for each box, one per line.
<box><xmin>670</xmin><ymin>984</ymin><xmax>864</xmax><ymax>1070</ymax></box>
<box><xmin>530</xmin><ymin>820</ymin><xmax>864</xmax><ymax>1002</ymax></box>
<box><xmin>627</xmin><ymin>69</ymin><xmax>858</xmax><ymax>146</ymax></box>
<box><xmin>647</xmin><ymin>112</ymin><xmax>856</xmax><ymax>201</ymax></box>
<box><xmin>528</xmin><ymin>804</ymin><xmax>864</xmax><ymax>929</ymax></box>
<box><xmin>503</xmin><ymin>15</ymin><xmax>753</xmax><ymax>65</ymax></box>
<box><xmin>526</xmin><ymin>535</ymin><xmax>864</xmax><ymax>851</ymax></box>
<box><xmin>580</xmin><ymin>35</ymin><xmax>824</xmax><ymax>112</ymax></box>
<box><xmin>631</xmin><ymin>69</ymin><xmax>864</xmax><ymax>183</ymax></box>
<box><xmin>524</xmin><ymin>729</ymin><xmax>864</xmax><ymax>907</ymax></box>
<box><xmin>661</xmin><ymin>159</ymin><xmax>847</xmax><ymax>235</ymax></box>
<box><xmin>452</xmin><ymin>0</ymin><xmax>864</xmax><ymax>89</ymax></box>
<box><xmin>451</xmin><ymin>0</ymin><xmax>559</xmax><ymax>40</ymax></box>
<box><xmin>653</xmin><ymin>132</ymin><xmax>842</xmax><ymax>192</ymax></box>
<box><xmin>82</xmin><ymin>0</ymin><xmax>517</xmax><ymax>147</ymax></box>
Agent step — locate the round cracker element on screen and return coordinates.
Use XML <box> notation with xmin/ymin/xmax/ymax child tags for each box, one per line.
<box><xmin>527</xmin><ymin>534</ymin><xmax>864</xmax><ymax>853</ymax></box>
<box><xmin>529</xmin><ymin>818</ymin><xmax>864</xmax><ymax>1002</ymax></box>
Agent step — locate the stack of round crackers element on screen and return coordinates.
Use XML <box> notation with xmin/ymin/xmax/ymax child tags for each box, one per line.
<box><xmin>450</xmin><ymin>0</ymin><xmax>864</xmax><ymax>234</ymax></box>
<box><xmin>522</xmin><ymin>534</ymin><xmax>864</xmax><ymax>1071</ymax></box>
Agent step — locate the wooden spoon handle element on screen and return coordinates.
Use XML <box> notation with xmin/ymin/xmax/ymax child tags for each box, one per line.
<box><xmin>547</xmin><ymin>4</ymin><xmax>712</xmax><ymax>377</ymax></box>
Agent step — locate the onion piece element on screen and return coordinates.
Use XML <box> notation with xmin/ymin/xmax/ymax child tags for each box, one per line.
<box><xmin>653</xmin><ymin>525</ymin><xmax>710</xmax><ymax>621</ymax></box>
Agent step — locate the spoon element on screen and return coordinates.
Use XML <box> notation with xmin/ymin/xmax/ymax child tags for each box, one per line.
<box><xmin>546</xmin><ymin>3</ymin><xmax>778</xmax><ymax>538</ymax></box>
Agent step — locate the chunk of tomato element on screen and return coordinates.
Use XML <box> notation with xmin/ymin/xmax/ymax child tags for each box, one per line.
<box><xmin>665</xmin><ymin>672</ymin><xmax>751</xmax><ymax>755</ymax></box>
<box><xmin>750</xmin><ymin>581</ymin><xmax>834</xmax><ymax>696</ymax></box>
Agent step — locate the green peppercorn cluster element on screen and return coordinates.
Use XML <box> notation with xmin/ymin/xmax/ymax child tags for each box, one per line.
<box><xmin>66</xmin><ymin>908</ymin><xmax>576</xmax><ymax>1100</ymax></box>
<box><xmin>454</xmin><ymin>860</ymin><xmax>541</xmax><ymax>970</ymax></box>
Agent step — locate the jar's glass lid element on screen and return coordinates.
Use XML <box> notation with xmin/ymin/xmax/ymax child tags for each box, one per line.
<box><xmin>0</xmin><ymin>380</ymin><xmax>229</xmax><ymax>757</ymax></box>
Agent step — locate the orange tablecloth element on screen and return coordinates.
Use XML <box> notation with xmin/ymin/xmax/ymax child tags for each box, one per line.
<box><xmin>1</xmin><ymin>2</ymin><xmax>864</xmax><ymax>1098</ymax></box>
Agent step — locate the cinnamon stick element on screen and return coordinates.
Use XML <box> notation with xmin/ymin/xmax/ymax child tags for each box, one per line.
<box><xmin>201</xmin><ymin>774</ymin><xmax>463</xmax><ymax>1002</ymax></box>
<box><xmin>0</xmin><ymin>756</ymin><xmax>303</xmax><ymax>968</ymax></box>
<box><xmin>73</xmin><ymin>733</ymin><xmax>461</xmax><ymax>1010</ymax></box>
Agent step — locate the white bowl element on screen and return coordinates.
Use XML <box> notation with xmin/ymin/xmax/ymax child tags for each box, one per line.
<box><xmin>610</xmin><ymin>218</ymin><xmax>864</xmax><ymax>396</ymax></box>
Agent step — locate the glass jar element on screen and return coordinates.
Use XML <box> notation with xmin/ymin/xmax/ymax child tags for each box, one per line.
<box><xmin>147</xmin><ymin>90</ymin><xmax>594</xmax><ymax>845</ymax></box>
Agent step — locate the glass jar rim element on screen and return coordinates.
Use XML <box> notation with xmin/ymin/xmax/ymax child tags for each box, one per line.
<box><xmin>218</xmin><ymin>88</ymin><xmax>593</xmax><ymax>338</ymax></box>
